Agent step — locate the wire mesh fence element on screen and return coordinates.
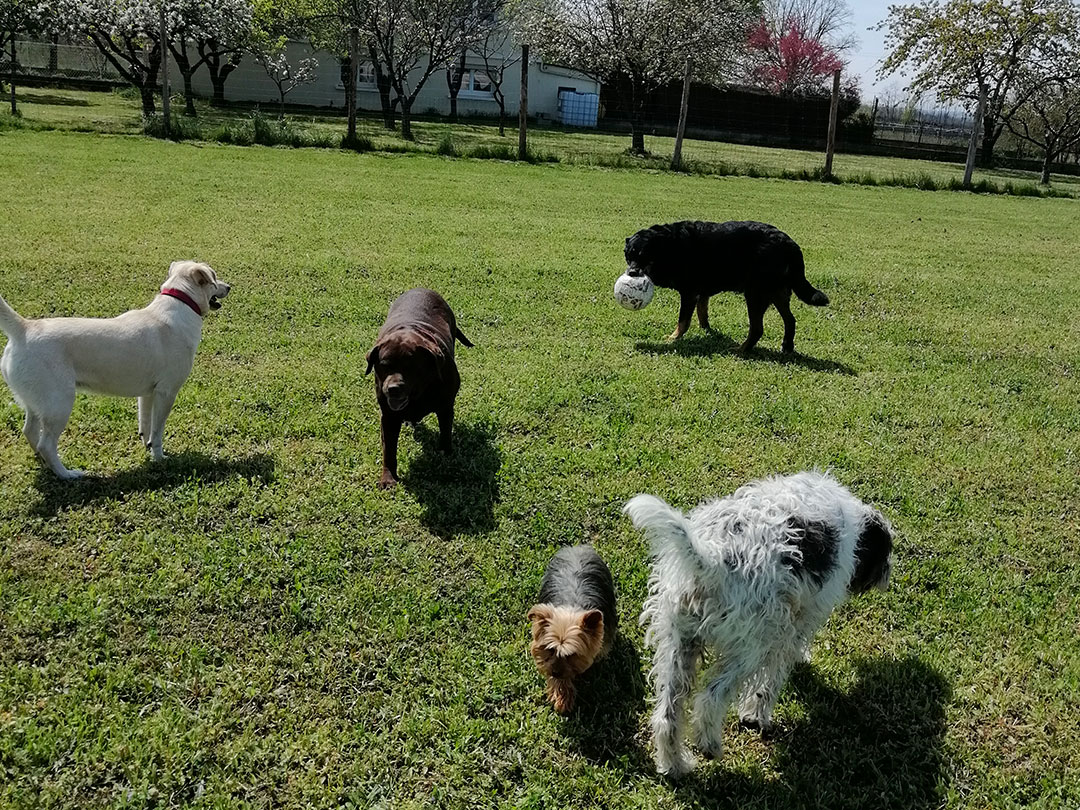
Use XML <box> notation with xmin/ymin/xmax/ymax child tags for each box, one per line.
<box><xmin>3</xmin><ymin>37</ymin><xmax>1079</xmax><ymax>196</ymax></box>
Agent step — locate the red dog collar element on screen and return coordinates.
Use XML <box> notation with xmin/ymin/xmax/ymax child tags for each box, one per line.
<box><xmin>160</xmin><ymin>288</ymin><xmax>203</xmax><ymax>317</ymax></box>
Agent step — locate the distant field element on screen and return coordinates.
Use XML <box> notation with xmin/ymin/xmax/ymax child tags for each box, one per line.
<box><xmin>6</xmin><ymin>85</ymin><xmax>1080</xmax><ymax>194</ymax></box>
<box><xmin>0</xmin><ymin>129</ymin><xmax>1078</xmax><ymax>809</ymax></box>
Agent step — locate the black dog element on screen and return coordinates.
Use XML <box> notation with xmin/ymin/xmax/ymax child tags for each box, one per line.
<box><xmin>366</xmin><ymin>288</ymin><xmax>473</xmax><ymax>489</ymax></box>
<box><xmin>624</xmin><ymin>220</ymin><xmax>829</xmax><ymax>353</ymax></box>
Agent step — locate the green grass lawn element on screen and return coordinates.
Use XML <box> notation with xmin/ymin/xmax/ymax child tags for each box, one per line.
<box><xmin>7</xmin><ymin>85</ymin><xmax>1080</xmax><ymax>196</ymax></box>
<box><xmin>0</xmin><ymin>129</ymin><xmax>1078</xmax><ymax>809</ymax></box>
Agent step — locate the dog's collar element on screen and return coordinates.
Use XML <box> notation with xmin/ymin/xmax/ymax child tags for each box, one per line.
<box><xmin>160</xmin><ymin>288</ymin><xmax>203</xmax><ymax>317</ymax></box>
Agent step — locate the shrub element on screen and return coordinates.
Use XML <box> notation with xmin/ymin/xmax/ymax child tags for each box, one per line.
<box><xmin>435</xmin><ymin>133</ymin><xmax>458</xmax><ymax>156</ymax></box>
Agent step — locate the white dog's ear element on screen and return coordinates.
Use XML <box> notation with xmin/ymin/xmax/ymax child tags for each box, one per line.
<box><xmin>192</xmin><ymin>265</ymin><xmax>214</xmax><ymax>286</ymax></box>
<box><xmin>169</xmin><ymin>260</ymin><xmax>183</xmax><ymax>273</ymax></box>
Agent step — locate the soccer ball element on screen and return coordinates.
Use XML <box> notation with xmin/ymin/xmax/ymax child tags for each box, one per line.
<box><xmin>614</xmin><ymin>272</ymin><xmax>655</xmax><ymax>310</ymax></box>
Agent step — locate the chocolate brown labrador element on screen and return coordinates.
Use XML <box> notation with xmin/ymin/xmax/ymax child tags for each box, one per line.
<box><xmin>366</xmin><ymin>288</ymin><xmax>473</xmax><ymax>489</ymax></box>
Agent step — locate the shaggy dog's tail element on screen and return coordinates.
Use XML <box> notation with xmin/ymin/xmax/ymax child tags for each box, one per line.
<box><xmin>788</xmin><ymin>250</ymin><xmax>830</xmax><ymax>307</ymax></box>
<box><xmin>0</xmin><ymin>295</ymin><xmax>26</xmax><ymax>341</ymax></box>
<box><xmin>623</xmin><ymin>494</ymin><xmax>703</xmax><ymax>584</ymax></box>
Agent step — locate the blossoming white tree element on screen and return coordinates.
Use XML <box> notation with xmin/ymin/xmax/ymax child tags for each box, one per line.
<box><xmin>520</xmin><ymin>0</ymin><xmax>755</xmax><ymax>155</ymax></box>
<box><xmin>168</xmin><ymin>0</ymin><xmax>254</xmax><ymax>114</ymax></box>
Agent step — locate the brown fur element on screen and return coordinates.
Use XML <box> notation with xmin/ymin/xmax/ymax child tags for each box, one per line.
<box><xmin>527</xmin><ymin>604</ymin><xmax>608</xmax><ymax>714</ymax></box>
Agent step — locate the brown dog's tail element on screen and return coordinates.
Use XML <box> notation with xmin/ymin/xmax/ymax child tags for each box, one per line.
<box><xmin>0</xmin><ymin>295</ymin><xmax>26</xmax><ymax>341</ymax></box>
<box><xmin>788</xmin><ymin>249</ymin><xmax>829</xmax><ymax>306</ymax></box>
<box><xmin>453</xmin><ymin>325</ymin><xmax>474</xmax><ymax>347</ymax></box>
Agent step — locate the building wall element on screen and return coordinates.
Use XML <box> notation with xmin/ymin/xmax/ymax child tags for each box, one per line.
<box><xmin>184</xmin><ymin>41</ymin><xmax>599</xmax><ymax>121</ymax></box>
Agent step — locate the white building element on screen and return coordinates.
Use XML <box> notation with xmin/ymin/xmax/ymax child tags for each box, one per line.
<box><xmin>186</xmin><ymin>40</ymin><xmax>600</xmax><ymax>124</ymax></box>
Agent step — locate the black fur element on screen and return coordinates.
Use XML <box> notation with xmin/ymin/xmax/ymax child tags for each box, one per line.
<box><xmin>850</xmin><ymin>512</ymin><xmax>894</xmax><ymax>593</ymax></box>
<box><xmin>537</xmin><ymin>545</ymin><xmax>618</xmax><ymax>637</ymax></box>
<box><xmin>623</xmin><ymin>220</ymin><xmax>829</xmax><ymax>352</ymax></box>
<box><xmin>785</xmin><ymin>519</ymin><xmax>838</xmax><ymax>586</ymax></box>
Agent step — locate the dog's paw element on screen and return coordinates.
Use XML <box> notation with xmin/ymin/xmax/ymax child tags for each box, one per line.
<box><xmin>58</xmin><ymin>468</ymin><xmax>86</xmax><ymax>481</ymax></box>
<box><xmin>738</xmin><ymin>715</ymin><xmax>775</xmax><ymax>737</ymax></box>
<box><xmin>655</xmin><ymin>747</ymin><xmax>696</xmax><ymax>779</ymax></box>
<box><xmin>377</xmin><ymin>474</ymin><xmax>398</xmax><ymax>490</ymax></box>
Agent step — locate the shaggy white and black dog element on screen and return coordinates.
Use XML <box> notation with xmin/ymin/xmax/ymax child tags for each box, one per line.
<box><xmin>623</xmin><ymin>471</ymin><xmax>893</xmax><ymax>777</ymax></box>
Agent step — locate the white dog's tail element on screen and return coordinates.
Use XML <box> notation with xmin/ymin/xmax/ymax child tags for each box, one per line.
<box><xmin>0</xmin><ymin>295</ymin><xmax>26</xmax><ymax>341</ymax></box>
<box><xmin>623</xmin><ymin>494</ymin><xmax>703</xmax><ymax>584</ymax></box>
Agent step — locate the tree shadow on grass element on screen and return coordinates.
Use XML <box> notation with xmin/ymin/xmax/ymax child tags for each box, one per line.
<box><xmin>400</xmin><ymin>420</ymin><xmax>501</xmax><ymax>536</ymax></box>
<box><xmin>671</xmin><ymin>656</ymin><xmax>951</xmax><ymax>810</ymax></box>
<box><xmin>32</xmin><ymin>451</ymin><xmax>275</xmax><ymax>516</ymax></box>
<box><xmin>635</xmin><ymin>331</ymin><xmax>856</xmax><ymax>376</ymax></box>
<box><xmin>562</xmin><ymin>634</ymin><xmax>651</xmax><ymax>767</ymax></box>
<box><xmin>16</xmin><ymin>91</ymin><xmax>92</xmax><ymax>107</ymax></box>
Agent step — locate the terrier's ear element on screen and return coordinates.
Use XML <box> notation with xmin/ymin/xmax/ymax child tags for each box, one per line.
<box><xmin>527</xmin><ymin>604</ymin><xmax>553</xmax><ymax>626</ymax></box>
<box><xmin>365</xmin><ymin>345</ymin><xmax>379</xmax><ymax>375</ymax></box>
<box><xmin>580</xmin><ymin>610</ymin><xmax>604</xmax><ymax>637</ymax></box>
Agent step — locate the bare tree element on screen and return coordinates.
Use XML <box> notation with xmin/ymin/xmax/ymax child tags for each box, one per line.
<box><xmin>474</xmin><ymin>0</ymin><xmax>521</xmax><ymax>135</ymax></box>
<box><xmin>878</xmin><ymin>0</ymin><xmax>1080</xmax><ymax>166</ymax></box>
<box><xmin>358</xmin><ymin>0</ymin><xmax>487</xmax><ymax>139</ymax></box>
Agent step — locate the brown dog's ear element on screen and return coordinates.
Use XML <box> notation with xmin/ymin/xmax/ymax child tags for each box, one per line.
<box><xmin>365</xmin><ymin>345</ymin><xmax>379</xmax><ymax>375</ymax></box>
<box><xmin>580</xmin><ymin>610</ymin><xmax>604</xmax><ymax>637</ymax></box>
<box><xmin>418</xmin><ymin>338</ymin><xmax>446</xmax><ymax>380</ymax></box>
<box><xmin>528</xmin><ymin>604</ymin><xmax>553</xmax><ymax>626</ymax></box>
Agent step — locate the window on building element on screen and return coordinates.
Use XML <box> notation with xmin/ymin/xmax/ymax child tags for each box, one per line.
<box><xmin>459</xmin><ymin>70</ymin><xmax>494</xmax><ymax>97</ymax></box>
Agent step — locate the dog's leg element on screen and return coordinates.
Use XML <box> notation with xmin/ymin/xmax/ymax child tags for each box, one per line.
<box><xmin>147</xmin><ymin>387</ymin><xmax>180</xmax><ymax>461</ymax></box>
<box><xmin>436</xmin><ymin>404</ymin><xmax>454</xmax><ymax>453</ymax></box>
<box><xmin>739</xmin><ymin>294</ymin><xmax>769</xmax><ymax>353</ymax></box>
<box><xmin>22</xmin><ymin>411</ymin><xmax>43</xmax><ymax>461</ymax></box>
<box><xmin>138</xmin><ymin>395</ymin><xmax>152</xmax><ymax>449</ymax></box>
<box><xmin>737</xmin><ymin>648</ymin><xmax>796</xmax><ymax>734</ymax></box>
<box><xmin>773</xmin><ymin>292</ymin><xmax>797</xmax><ymax>354</ymax></box>
<box><xmin>378</xmin><ymin>414</ymin><xmax>402</xmax><ymax>489</ymax></box>
<box><xmin>696</xmin><ymin>297</ymin><xmax>711</xmax><ymax>330</ymax></box>
<box><xmin>667</xmin><ymin>293</ymin><xmax>697</xmax><ymax>341</ymax></box>
<box><xmin>694</xmin><ymin>652</ymin><xmax>757</xmax><ymax>758</ymax></box>
<box><xmin>38</xmin><ymin>399</ymin><xmax>83</xmax><ymax>480</ymax></box>
<box><xmin>650</xmin><ymin>630</ymin><xmax>700</xmax><ymax>777</ymax></box>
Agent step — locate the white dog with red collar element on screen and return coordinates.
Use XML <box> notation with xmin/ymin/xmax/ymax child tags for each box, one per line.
<box><xmin>0</xmin><ymin>260</ymin><xmax>230</xmax><ymax>479</ymax></box>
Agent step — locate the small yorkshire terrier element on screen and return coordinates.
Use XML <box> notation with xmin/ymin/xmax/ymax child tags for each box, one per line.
<box><xmin>528</xmin><ymin>545</ymin><xmax>618</xmax><ymax>714</ymax></box>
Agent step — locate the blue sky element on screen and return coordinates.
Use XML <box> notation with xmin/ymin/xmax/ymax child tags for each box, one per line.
<box><xmin>845</xmin><ymin>0</ymin><xmax>904</xmax><ymax>100</ymax></box>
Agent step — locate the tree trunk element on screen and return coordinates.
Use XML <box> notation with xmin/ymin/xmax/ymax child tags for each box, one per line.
<box><xmin>401</xmin><ymin>97</ymin><xmax>414</xmax><ymax>140</ymax></box>
<box><xmin>446</xmin><ymin>51</ymin><xmax>465</xmax><ymax>123</ymax></box>
<box><xmin>369</xmin><ymin>43</ymin><xmax>395</xmax><ymax>130</ymax></box>
<box><xmin>498</xmin><ymin>102</ymin><xmax>505</xmax><ymax>137</ymax></box>
<box><xmin>980</xmin><ymin>114</ymin><xmax>999</xmax><ymax>167</ymax></box>
<box><xmin>202</xmin><ymin>46</ymin><xmax>240</xmax><ymax>107</ymax></box>
<box><xmin>140</xmin><ymin>84</ymin><xmax>156</xmax><ymax>117</ymax></box>
<box><xmin>172</xmin><ymin>42</ymin><xmax>197</xmax><ymax>116</ymax></box>
<box><xmin>1040</xmin><ymin>148</ymin><xmax>1053</xmax><ymax>186</ymax></box>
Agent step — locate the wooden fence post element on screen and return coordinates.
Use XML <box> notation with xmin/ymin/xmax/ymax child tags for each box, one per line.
<box><xmin>518</xmin><ymin>44</ymin><xmax>529</xmax><ymax>160</ymax></box>
<box><xmin>963</xmin><ymin>87</ymin><xmax>987</xmax><ymax>187</ymax></box>
<box><xmin>824</xmin><ymin>69</ymin><xmax>840</xmax><ymax>178</ymax></box>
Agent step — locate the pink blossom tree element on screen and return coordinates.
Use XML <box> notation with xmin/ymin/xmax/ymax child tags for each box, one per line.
<box><xmin>742</xmin><ymin>0</ymin><xmax>851</xmax><ymax>96</ymax></box>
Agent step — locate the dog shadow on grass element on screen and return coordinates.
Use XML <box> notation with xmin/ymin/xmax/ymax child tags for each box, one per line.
<box><xmin>671</xmin><ymin>656</ymin><xmax>951</xmax><ymax>810</ymax></box>
<box><xmin>32</xmin><ymin>451</ymin><xmax>275</xmax><ymax>516</ymax></box>
<box><xmin>400</xmin><ymin>420</ymin><xmax>501</xmax><ymax>536</ymax></box>
<box><xmin>562</xmin><ymin>636</ymin><xmax>651</xmax><ymax>767</ymax></box>
<box><xmin>635</xmin><ymin>332</ymin><xmax>856</xmax><ymax>376</ymax></box>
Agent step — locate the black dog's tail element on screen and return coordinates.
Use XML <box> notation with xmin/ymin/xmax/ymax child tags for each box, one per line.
<box><xmin>453</xmin><ymin>325</ymin><xmax>474</xmax><ymax>347</ymax></box>
<box><xmin>788</xmin><ymin>248</ymin><xmax>829</xmax><ymax>306</ymax></box>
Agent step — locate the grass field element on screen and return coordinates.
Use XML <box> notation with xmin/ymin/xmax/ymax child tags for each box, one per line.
<box><xmin>1</xmin><ymin>128</ymin><xmax>1079</xmax><ymax>809</ymax></box>
<box><xmin>6</xmin><ymin>86</ymin><xmax>1080</xmax><ymax>196</ymax></box>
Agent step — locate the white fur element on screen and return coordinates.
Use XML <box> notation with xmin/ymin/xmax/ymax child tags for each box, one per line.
<box><xmin>0</xmin><ymin>261</ymin><xmax>230</xmax><ymax>479</ymax></box>
<box><xmin>624</xmin><ymin>471</ymin><xmax>891</xmax><ymax>777</ymax></box>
